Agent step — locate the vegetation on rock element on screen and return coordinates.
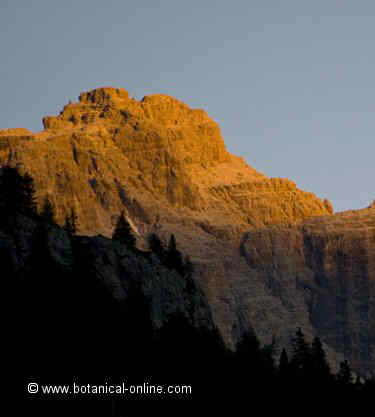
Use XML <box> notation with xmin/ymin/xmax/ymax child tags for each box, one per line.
<box><xmin>112</xmin><ymin>212</ymin><xmax>136</xmax><ymax>249</ymax></box>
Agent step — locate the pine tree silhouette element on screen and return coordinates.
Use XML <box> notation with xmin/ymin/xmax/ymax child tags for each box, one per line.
<box><xmin>261</xmin><ymin>337</ymin><xmax>277</xmax><ymax>377</ymax></box>
<box><xmin>40</xmin><ymin>197</ymin><xmax>55</xmax><ymax>224</ymax></box>
<box><xmin>148</xmin><ymin>233</ymin><xmax>166</xmax><ymax>260</ymax></box>
<box><xmin>183</xmin><ymin>255</ymin><xmax>196</xmax><ymax>295</ymax></box>
<box><xmin>113</xmin><ymin>212</ymin><xmax>136</xmax><ymax>249</ymax></box>
<box><xmin>0</xmin><ymin>166</ymin><xmax>37</xmax><ymax>221</ymax></box>
<box><xmin>311</xmin><ymin>336</ymin><xmax>331</xmax><ymax>384</ymax></box>
<box><xmin>279</xmin><ymin>348</ymin><xmax>290</xmax><ymax>379</ymax></box>
<box><xmin>183</xmin><ymin>255</ymin><xmax>194</xmax><ymax>276</ymax></box>
<box><xmin>64</xmin><ymin>209</ymin><xmax>78</xmax><ymax>235</ymax></box>
<box><xmin>166</xmin><ymin>234</ymin><xmax>184</xmax><ymax>273</ymax></box>
<box><xmin>234</xmin><ymin>329</ymin><xmax>278</xmax><ymax>393</ymax></box>
<box><xmin>290</xmin><ymin>327</ymin><xmax>311</xmax><ymax>380</ymax></box>
<box><xmin>20</xmin><ymin>172</ymin><xmax>37</xmax><ymax>216</ymax></box>
<box><xmin>168</xmin><ymin>233</ymin><xmax>177</xmax><ymax>252</ymax></box>
<box><xmin>337</xmin><ymin>360</ymin><xmax>353</xmax><ymax>386</ymax></box>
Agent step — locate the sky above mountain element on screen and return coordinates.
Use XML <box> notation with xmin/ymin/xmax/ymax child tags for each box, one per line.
<box><xmin>1</xmin><ymin>0</ymin><xmax>374</xmax><ymax>212</ymax></box>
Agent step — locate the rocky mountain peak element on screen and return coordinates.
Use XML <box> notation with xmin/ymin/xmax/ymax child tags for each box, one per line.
<box><xmin>43</xmin><ymin>86</ymin><xmax>216</xmax><ymax>132</ymax></box>
<box><xmin>79</xmin><ymin>86</ymin><xmax>130</xmax><ymax>105</ymax></box>
<box><xmin>0</xmin><ymin>86</ymin><xmax>332</xmax><ymax>237</ymax></box>
<box><xmin>2</xmin><ymin>86</ymin><xmax>373</xmax><ymax>376</ymax></box>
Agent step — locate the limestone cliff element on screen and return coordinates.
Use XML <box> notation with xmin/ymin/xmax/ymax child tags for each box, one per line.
<box><xmin>241</xmin><ymin>205</ymin><xmax>375</xmax><ymax>375</ymax></box>
<box><xmin>5</xmin><ymin>86</ymin><xmax>374</xmax><ymax>374</ymax></box>
<box><xmin>0</xmin><ymin>87</ymin><xmax>331</xmax><ymax>237</ymax></box>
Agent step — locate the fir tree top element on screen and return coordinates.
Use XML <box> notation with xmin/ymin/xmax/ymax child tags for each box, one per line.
<box><xmin>113</xmin><ymin>212</ymin><xmax>136</xmax><ymax>249</ymax></box>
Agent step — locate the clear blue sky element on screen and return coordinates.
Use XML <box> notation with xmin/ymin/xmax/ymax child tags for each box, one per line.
<box><xmin>1</xmin><ymin>1</ymin><xmax>374</xmax><ymax>212</ymax></box>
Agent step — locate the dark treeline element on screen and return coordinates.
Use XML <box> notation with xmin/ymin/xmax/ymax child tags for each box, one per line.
<box><xmin>3</xmin><ymin>166</ymin><xmax>373</xmax><ymax>412</ymax></box>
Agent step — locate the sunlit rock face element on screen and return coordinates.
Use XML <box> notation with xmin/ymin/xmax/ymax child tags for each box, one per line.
<box><xmin>3</xmin><ymin>87</ymin><xmax>374</xmax><ymax>375</ymax></box>
<box><xmin>0</xmin><ymin>87</ymin><xmax>331</xmax><ymax>236</ymax></box>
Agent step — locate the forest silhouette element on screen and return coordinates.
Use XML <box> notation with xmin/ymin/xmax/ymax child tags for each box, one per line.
<box><xmin>3</xmin><ymin>165</ymin><xmax>373</xmax><ymax>412</ymax></box>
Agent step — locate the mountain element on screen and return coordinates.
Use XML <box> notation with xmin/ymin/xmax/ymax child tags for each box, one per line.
<box><xmin>6</xmin><ymin>213</ymin><xmax>216</xmax><ymax>375</ymax></box>
<box><xmin>2</xmin><ymin>87</ymin><xmax>373</xmax><ymax>375</ymax></box>
<box><xmin>0</xmin><ymin>87</ymin><xmax>332</xmax><ymax>235</ymax></box>
<box><xmin>242</xmin><ymin>205</ymin><xmax>375</xmax><ymax>375</ymax></box>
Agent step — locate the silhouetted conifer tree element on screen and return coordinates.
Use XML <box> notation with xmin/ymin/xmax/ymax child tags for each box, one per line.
<box><xmin>234</xmin><ymin>329</ymin><xmax>277</xmax><ymax>393</ymax></box>
<box><xmin>311</xmin><ymin>336</ymin><xmax>331</xmax><ymax>383</ymax></box>
<box><xmin>337</xmin><ymin>360</ymin><xmax>353</xmax><ymax>386</ymax></box>
<box><xmin>64</xmin><ymin>208</ymin><xmax>78</xmax><ymax>235</ymax></box>
<box><xmin>261</xmin><ymin>336</ymin><xmax>277</xmax><ymax>377</ymax></box>
<box><xmin>166</xmin><ymin>234</ymin><xmax>184</xmax><ymax>274</ymax></box>
<box><xmin>183</xmin><ymin>255</ymin><xmax>196</xmax><ymax>295</ymax></box>
<box><xmin>40</xmin><ymin>197</ymin><xmax>55</xmax><ymax>224</ymax></box>
<box><xmin>290</xmin><ymin>328</ymin><xmax>311</xmax><ymax>379</ymax></box>
<box><xmin>183</xmin><ymin>255</ymin><xmax>194</xmax><ymax>276</ymax></box>
<box><xmin>113</xmin><ymin>212</ymin><xmax>136</xmax><ymax>249</ymax></box>
<box><xmin>354</xmin><ymin>375</ymin><xmax>363</xmax><ymax>392</ymax></box>
<box><xmin>168</xmin><ymin>233</ymin><xmax>177</xmax><ymax>252</ymax></box>
<box><xmin>148</xmin><ymin>233</ymin><xmax>166</xmax><ymax>260</ymax></box>
<box><xmin>279</xmin><ymin>348</ymin><xmax>290</xmax><ymax>379</ymax></box>
<box><xmin>0</xmin><ymin>166</ymin><xmax>37</xmax><ymax>222</ymax></box>
<box><xmin>236</xmin><ymin>331</ymin><xmax>262</xmax><ymax>371</ymax></box>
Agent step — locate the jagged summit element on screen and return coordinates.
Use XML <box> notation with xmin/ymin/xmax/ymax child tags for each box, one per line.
<box><xmin>42</xmin><ymin>87</ymin><xmax>214</xmax><ymax>131</ymax></box>
<box><xmin>79</xmin><ymin>86</ymin><xmax>130</xmax><ymax>103</ymax></box>
<box><xmin>0</xmin><ymin>86</ymin><xmax>332</xmax><ymax>237</ymax></box>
